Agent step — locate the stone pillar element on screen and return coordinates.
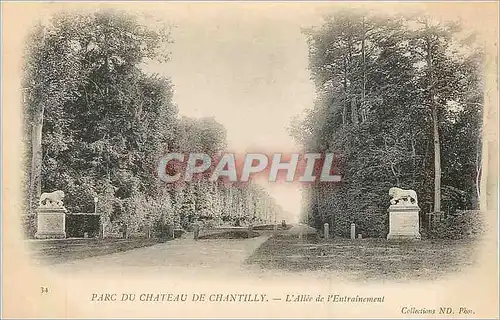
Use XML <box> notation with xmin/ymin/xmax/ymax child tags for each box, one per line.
<box><xmin>35</xmin><ymin>207</ymin><xmax>67</xmax><ymax>239</ymax></box>
<box><xmin>324</xmin><ymin>223</ymin><xmax>329</xmax><ymax>240</ymax></box>
<box><xmin>387</xmin><ymin>204</ymin><xmax>421</xmax><ymax>240</ymax></box>
<box><xmin>99</xmin><ymin>222</ymin><xmax>105</xmax><ymax>239</ymax></box>
<box><xmin>350</xmin><ymin>223</ymin><xmax>356</xmax><ymax>240</ymax></box>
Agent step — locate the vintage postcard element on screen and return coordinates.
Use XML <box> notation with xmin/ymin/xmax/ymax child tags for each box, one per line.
<box><xmin>2</xmin><ymin>1</ymin><xmax>498</xmax><ymax>319</ymax></box>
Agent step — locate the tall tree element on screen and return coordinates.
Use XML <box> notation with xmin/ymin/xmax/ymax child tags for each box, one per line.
<box><xmin>293</xmin><ymin>11</ymin><xmax>483</xmax><ymax>236</ymax></box>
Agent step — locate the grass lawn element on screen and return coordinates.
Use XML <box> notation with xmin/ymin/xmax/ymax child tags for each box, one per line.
<box><xmin>27</xmin><ymin>238</ymin><xmax>161</xmax><ymax>265</ymax></box>
<box><xmin>246</xmin><ymin>235</ymin><xmax>480</xmax><ymax>281</ymax></box>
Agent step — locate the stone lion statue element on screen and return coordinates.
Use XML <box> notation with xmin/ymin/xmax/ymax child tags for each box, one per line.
<box><xmin>389</xmin><ymin>187</ymin><xmax>418</xmax><ymax>205</ymax></box>
<box><xmin>39</xmin><ymin>190</ymin><xmax>65</xmax><ymax>207</ymax></box>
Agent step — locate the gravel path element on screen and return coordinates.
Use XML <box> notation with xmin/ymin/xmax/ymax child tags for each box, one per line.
<box><xmin>50</xmin><ymin>234</ymin><xmax>270</xmax><ymax>276</ymax></box>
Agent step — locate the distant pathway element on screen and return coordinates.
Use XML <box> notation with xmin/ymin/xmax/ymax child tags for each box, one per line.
<box><xmin>51</xmin><ymin>234</ymin><xmax>270</xmax><ymax>275</ymax></box>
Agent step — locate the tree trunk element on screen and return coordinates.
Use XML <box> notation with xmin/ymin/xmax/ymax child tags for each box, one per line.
<box><xmin>390</xmin><ymin>162</ymin><xmax>400</xmax><ymax>186</ymax></box>
<box><xmin>432</xmin><ymin>106</ymin><xmax>441</xmax><ymax>212</ymax></box>
<box><xmin>427</xmin><ymin>36</ymin><xmax>441</xmax><ymax>213</ymax></box>
<box><xmin>411</xmin><ymin>136</ymin><xmax>417</xmax><ymax>184</ymax></box>
<box><xmin>28</xmin><ymin>105</ymin><xmax>44</xmax><ymax>213</ymax></box>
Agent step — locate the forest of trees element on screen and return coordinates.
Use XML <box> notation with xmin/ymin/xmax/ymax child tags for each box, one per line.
<box><xmin>22</xmin><ymin>10</ymin><xmax>286</xmax><ymax>237</ymax></box>
<box><xmin>290</xmin><ymin>10</ymin><xmax>483</xmax><ymax>238</ymax></box>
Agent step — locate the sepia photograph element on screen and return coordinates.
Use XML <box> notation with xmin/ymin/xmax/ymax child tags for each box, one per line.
<box><xmin>2</xmin><ymin>1</ymin><xmax>498</xmax><ymax>318</ymax></box>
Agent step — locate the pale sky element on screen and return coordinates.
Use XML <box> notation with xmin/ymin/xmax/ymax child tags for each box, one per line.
<box><xmin>141</xmin><ymin>4</ymin><xmax>322</xmax><ymax>220</ymax></box>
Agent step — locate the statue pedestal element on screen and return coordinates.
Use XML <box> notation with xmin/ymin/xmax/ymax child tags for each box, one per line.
<box><xmin>35</xmin><ymin>207</ymin><xmax>67</xmax><ymax>239</ymax></box>
<box><xmin>387</xmin><ymin>205</ymin><xmax>421</xmax><ymax>240</ymax></box>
